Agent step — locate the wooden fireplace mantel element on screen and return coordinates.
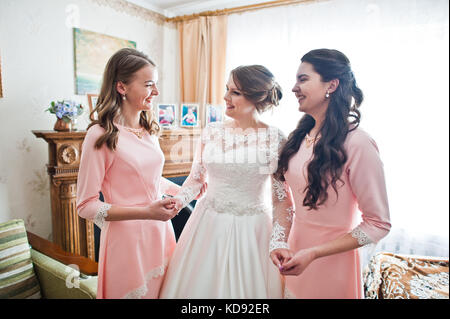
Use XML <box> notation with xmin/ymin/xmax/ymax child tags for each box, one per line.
<box><xmin>33</xmin><ymin>128</ymin><xmax>200</xmax><ymax>260</ymax></box>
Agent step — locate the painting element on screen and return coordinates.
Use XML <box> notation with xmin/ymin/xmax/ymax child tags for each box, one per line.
<box><xmin>73</xmin><ymin>28</ymin><xmax>136</xmax><ymax>95</ymax></box>
<box><xmin>87</xmin><ymin>93</ymin><xmax>99</xmax><ymax>120</ymax></box>
<box><xmin>206</xmin><ymin>104</ymin><xmax>224</xmax><ymax>124</ymax></box>
<box><xmin>180</xmin><ymin>103</ymin><xmax>199</xmax><ymax>127</ymax></box>
<box><xmin>157</xmin><ymin>104</ymin><xmax>178</xmax><ymax>129</ymax></box>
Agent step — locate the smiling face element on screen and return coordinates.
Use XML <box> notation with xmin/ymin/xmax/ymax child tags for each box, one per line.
<box><xmin>223</xmin><ymin>75</ymin><xmax>255</xmax><ymax>120</ymax></box>
<box><xmin>119</xmin><ymin>64</ymin><xmax>159</xmax><ymax>112</ymax></box>
<box><xmin>292</xmin><ymin>62</ymin><xmax>331</xmax><ymax>116</ymax></box>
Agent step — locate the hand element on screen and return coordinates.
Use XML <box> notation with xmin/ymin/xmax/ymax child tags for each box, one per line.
<box><xmin>279</xmin><ymin>248</ymin><xmax>317</xmax><ymax>276</ymax></box>
<box><xmin>147</xmin><ymin>198</ymin><xmax>178</xmax><ymax>221</ymax></box>
<box><xmin>172</xmin><ymin>197</ymin><xmax>184</xmax><ymax>212</ymax></box>
<box><xmin>270</xmin><ymin>248</ymin><xmax>293</xmax><ymax>271</ymax></box>
<box><xmin>195</xmin><ymin>182</ymin><xmax>207</xmax><ymax>200</ymax></box>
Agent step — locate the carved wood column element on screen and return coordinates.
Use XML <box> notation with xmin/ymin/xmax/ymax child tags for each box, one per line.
<box><xmin>32</xmin><ymin>130</ymin><xmax>95</xmax><ymax>261</ymax></box>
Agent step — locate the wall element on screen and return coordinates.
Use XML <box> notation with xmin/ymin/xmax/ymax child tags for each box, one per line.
<box><xmin>225</xmin><ymin>0</ymin><xmax>449</xmax><ymax>255</ymax></box>
<box><xmin>0</xmin><ymin>0</ymin><xmax>179</xmax><ymax>239</ymax></box>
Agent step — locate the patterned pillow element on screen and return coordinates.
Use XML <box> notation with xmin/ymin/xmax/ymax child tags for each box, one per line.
<box><xmin>364</xmin><ymin>252</ymin><xmax>449</xmax><ymax>299</ymax></box>
<box><xmin>0</xmin><ymin>219</ymin><xmax>41</xmax><ymax>299</ymax></box>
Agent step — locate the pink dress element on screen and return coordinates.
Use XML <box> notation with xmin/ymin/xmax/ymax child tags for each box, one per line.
<box><xmin>282</xmin><ymin>128</ymin><xmax>391</xmax><ymax>299</ymax></box>
<box><xmin>76</xmin><ymin>124</ymin><xmax>176</xmax><ymax>299</ymax></box>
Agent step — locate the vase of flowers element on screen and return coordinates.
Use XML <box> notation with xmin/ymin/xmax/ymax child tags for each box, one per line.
<box><xmin>46</xmin><ymin>100</ymin><xmax>84</xmax><ymax>131</ymax></box>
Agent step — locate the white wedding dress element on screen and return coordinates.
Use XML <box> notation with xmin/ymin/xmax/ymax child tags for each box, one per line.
<box><xmin>159</xmin><ymin>121</ymin><xmax>294</xmax><ymax>299</ymax></box>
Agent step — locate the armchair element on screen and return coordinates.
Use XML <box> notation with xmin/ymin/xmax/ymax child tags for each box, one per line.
<box><xmin>0</xmin><ymin>219</ymin><xmax>98</xmax><ymax>299</ymax></box>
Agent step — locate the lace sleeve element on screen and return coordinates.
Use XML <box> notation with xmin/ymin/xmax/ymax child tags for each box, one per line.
<box><xmin>269</xmin><ymin>128</ymin><xmax>294</xmax><ymax>253</ymax></box>
<box><xmin>93</xmin><ymin>203</ymin><xmax>112</xmax><ymax>229</ymax></box>
<box><xmin>173</xmin><ymin>129</ymin><xmax>208</xmax><ymax>208</ymax></box>
<box><xmin>270</xmin><ymin>178</ymin><xmax>295</xmax><ymax>253</ymax></box>
<box><xmin>350</xmin><ymin>226</ymin><xmax>373</xmax><ymax>246</ymax></box>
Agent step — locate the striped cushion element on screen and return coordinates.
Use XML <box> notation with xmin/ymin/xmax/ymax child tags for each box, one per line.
<box><xmin>0</xmin><ymin>219</ymin><xmax>41</xmax><ymax>299</ymax></box>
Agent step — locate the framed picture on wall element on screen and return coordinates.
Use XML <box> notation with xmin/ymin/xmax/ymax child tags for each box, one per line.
<box><xmin>180</xmin><ymin>103</ymin><xmax>199</xmax><ymax>128</ymax></box>
<box><xmin>73</xmin><ymin>28</ymin><xmax>136</xmax><ymax>95</ymax></box>
<box><xmin>87</xmin><ymin>93</ymin><xmax>98</xmax><ymax>120</ymax></box>
<box><xmin>205</xmin><ymin>104</ymin><xmax>224</xmax><ymax>124</ymax></box>
<box><xmin>157</xmin><ymin>103</ymin><xmax>178</xmax><ymax>129</ymax></box>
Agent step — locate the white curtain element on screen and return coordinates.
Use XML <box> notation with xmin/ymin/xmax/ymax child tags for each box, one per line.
<box><xmin>225</xmin><ymin>0</ymin><xmax>449</xmax><ymax>258</ymax></box>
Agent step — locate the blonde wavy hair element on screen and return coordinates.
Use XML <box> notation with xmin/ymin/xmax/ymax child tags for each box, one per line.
<box><xmin>88</xmin><ymin>48</ymin><xmax>160</xmax><ymax>151</ymax></box>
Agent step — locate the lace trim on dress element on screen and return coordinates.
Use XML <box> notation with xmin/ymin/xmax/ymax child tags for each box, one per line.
<box><xmin>269</xmin><ymin>221</ymin><xmax>289</xmax><ymax>252</ymax></box>
<box><xmin>351</xmin><ymin>226</ymin><xmax>373</xmax><ymax>246</ymax></box>
<box><xmin>122</xmin><ymin>261</ymin><xmax>168</xmax><ymax>299</ymax></box>
<box><xmin>203</xmin><ymin>197</ymin><xmax>269</xmax><ymax>216</ymax></box>
<box><xmin>286</xmin><ymin>207</ymin><xmax>295</xmax><ymax>222</ymax></box>
<box><xmin>174</xmin><ymin>186</ymin><xmax>196</xmax><ymax>208</ymax></box>
<box><xmin>192</xmin><ymin>163</ymin><xmax>206</xmax><ymax>180</ymax></box>
<box><xmin>93</xmin><ymin>203</ymin><xmax>111</xmax><ymax>229</ymax></box>
<box><xmin>273</xmin><ymin>180</ymin><xmax>288</xmax><ymax>201</ymax></box>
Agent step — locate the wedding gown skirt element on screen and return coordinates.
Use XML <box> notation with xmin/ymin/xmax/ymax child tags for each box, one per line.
<box><xmin>159</xmin><ymin>123</ymin><xmax>286</xmax><ymax>299</ymax></box>
<box><xmin>159</xmin><ymin>196</ymin><xmax>283</xmax><ymax>298</ymax></box>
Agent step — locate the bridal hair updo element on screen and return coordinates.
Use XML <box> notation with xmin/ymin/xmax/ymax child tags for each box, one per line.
<box><xmin>88</xmin><ymin>48</ymin><xmax>160</xmax><ymax>151</ymax></box>
<box><xmin>231</xmin><ymin>65</ymin><xmax>283</xmax><ymax>113</ymax></box>
<box><xmin>275</xmin><ymin>49</ymin><xmax>364</xmax><ymax>210</ymax></box>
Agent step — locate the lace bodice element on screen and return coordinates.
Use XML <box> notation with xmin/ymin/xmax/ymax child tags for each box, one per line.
<box><xmin>173</xmin><ymin>122</ymin><xmax>295</xmax><ymax>251</ymax></box>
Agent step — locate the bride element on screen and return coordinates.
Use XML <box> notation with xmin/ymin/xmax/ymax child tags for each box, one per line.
<box><xmin>159</xmin><ymin>65</ymin><xmax>294</xmax><ymax>299</ymax></box>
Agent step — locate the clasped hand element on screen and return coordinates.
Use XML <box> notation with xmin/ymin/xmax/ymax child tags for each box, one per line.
<box><xmin>270</xmin><ymin>248</ymin><xmax>316</xmax><ymax>276</ymax></box>
<box><xmin>158</xmin><ymin>182</ymin><xmax>208</xmax><ymax>219</ymax></box>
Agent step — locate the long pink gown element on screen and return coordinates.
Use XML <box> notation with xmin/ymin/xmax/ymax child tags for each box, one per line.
<box><xmin>76</xmin><ymin>123</ymin><xmax>176</xmax><ymax>299</ymax></box>
<box><xmin>281</xmin><ymin>128</ymin><xmax>391</xmax><ymax>299</ymax></box>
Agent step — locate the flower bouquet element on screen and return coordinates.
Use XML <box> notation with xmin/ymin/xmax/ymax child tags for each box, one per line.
<box><xmin>46</xmin><ymin>100</ymin><xmax>84</xmax><ymax>131</ymax></box>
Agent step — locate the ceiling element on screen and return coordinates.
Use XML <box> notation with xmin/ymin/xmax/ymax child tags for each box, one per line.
<box><xmin>125</xmin><ymin>0</ymin><xmax>275</xmax><ymax>18</ymax></box>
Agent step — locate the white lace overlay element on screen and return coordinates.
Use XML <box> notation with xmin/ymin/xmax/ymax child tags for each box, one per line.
<box><xmin>273</xmin><ymin>180</ymin><xmax>288</xmax><ymax>201</ymax></box>
<box><xmin>286</xmin><ymin>207</ymin><xmax>295</xmax><ymax>222</ymax></box>
<box><xmin>93</xmin><ymin>203</ymin><xmax>111</xmax><ymax>229</ymax></box>
<box><xmin>174</xmin><ymin>186</ymin><xmax>197</xmax><ymax>208</ymax></box>
<box><xmin>122</xmin><ymin>261</ymin><xmax>168</xmax><ymax>299</ymax></box>
<box><xmin>269</xmin><ymin>221</ymin><xmax>289</xmax><ymax>252</ymax></box>
<box><xmin>351</xmin><ymin>226</ymin><xmax>373</xmax><ymax>246</ymax></box>
<box><xmin>201</xmin><ymin>197</ymin><xmax>269</xmax><ymax>216</ymax></box>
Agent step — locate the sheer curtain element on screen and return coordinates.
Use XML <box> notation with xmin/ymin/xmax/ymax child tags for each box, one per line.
<box><xmin>225</xmin><ymin>0</ymin><xmax>449</xmax><ymax>258</ymax></box>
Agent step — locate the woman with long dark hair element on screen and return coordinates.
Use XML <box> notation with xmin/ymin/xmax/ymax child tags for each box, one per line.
<box><xmin>269</xmin><ymin>49</ymin><xmax>391</xmax><ymax>298</ymax></box>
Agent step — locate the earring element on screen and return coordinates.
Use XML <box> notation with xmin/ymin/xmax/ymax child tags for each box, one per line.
<box><xmin>122</xmin><ymin>94</ymin><xmax>126</xmax><ymax>101</ymax></box>
<box><xmin>325</xmin><ymin>91</ymin><xmax>330</xmax><ymax>99</ymax></box>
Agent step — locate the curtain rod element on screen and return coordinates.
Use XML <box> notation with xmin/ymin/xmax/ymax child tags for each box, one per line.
<box><xmin>165</xmin><ymin>0</ymin><xmax>321</xmax><ymax>23</ymax></box>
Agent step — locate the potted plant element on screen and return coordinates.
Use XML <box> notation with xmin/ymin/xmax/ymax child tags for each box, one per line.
<box><xmin>46</xmin><ymin>100</ymin><xmax>84</xmax><ymax>131</ymax></box>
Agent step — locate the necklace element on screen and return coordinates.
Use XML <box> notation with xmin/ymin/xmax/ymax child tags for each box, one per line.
<box><xmin>125</xmin><ymin>126</ymin><xmax>145</xmax><ymax>139</ymax></box>
<box><xmin>305</xmin><ymin>134</ymin><xmax>319</xmax><ymax>148</ymax></box>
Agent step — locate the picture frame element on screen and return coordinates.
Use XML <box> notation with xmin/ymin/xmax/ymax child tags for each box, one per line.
<box><xmin>73</xmin><ymin>28</ymin><xmax>136</xmax><ymax>95</ymax></box>
<box><xmin>205</xmin><ymin>104</ymin><xmax>224</xmax><ymax>124</ymax></box>
<box><xmin>87</xmin><ymin>93</ymin><xmax>99</xmax><ymax>120</ymax></box>
<box><xmin>180</xmin><ymin>103</ymin><xmax>200</xmax><ymax>128</ymax></box>
<box><xmin>157</xmin><ymin>103</ymin><xmax>178</xmax><ymax>129</ymax></box>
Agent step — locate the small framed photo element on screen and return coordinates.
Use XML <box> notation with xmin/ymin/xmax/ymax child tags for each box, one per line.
<box><xmin>180</xmin><ymin>103</ymin><xmax>199</xmax><ymax>127</ymax></box>
<box><xmin>157</xmin><ymin>104</ymin><xmax>178</xmax><ymax>129</ymax></box>
<box><xmin>206</xmin><ymin>104</ymin><xmax>224</xmax><ymax>124</ymax></box>
<box><xmin>87</xmin><ymin>93</ymin><xmax>99</xmax><ymax>120</ymax></box>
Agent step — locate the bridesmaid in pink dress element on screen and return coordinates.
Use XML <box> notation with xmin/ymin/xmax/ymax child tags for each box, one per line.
<box><xmin>269</xmin><ymin>49</ymin><xmax>391</xmax><ymax>298</ymax></box>
<box><xmin>76</xmin><ymin>48</ymin><xmax>180</xmax><ymax>299</ymax></box>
